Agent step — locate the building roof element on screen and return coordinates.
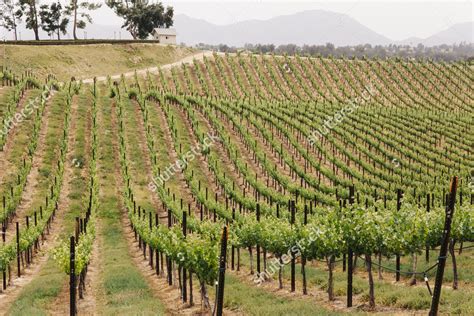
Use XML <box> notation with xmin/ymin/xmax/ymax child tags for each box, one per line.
<box><xmin>153</xmin><ymin>28</ymin><xmax>177</xmax><ymax>36</ymax></box>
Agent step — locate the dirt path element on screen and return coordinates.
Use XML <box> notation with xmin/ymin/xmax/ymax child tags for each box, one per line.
<box><xmin>0</xmin><ymin>95</ymin><xmax>78</xmax><ymax>314</ymax></box>
<box><xmin>122</xmin><ymin>101</ymin><xmax>240</xmax><ymax>315</ymax></box>
<box><xmin>46</xmin><ymin>94</ymin><xmax>93</xmax><ymax>315</ymax></box>
<box><xmin>82</xmin><ymin>51</ymin><xmax>215</xmax><ymax>84</ymax></box>
<box><xmin>151</xmin><ymin>100</ymin><xmax>196</xmax><ymax>208</ymax></box>
<box><xmin>180</xmin><ymin>103</ymin><xmax>248</xmax><ymax>202</ymax></box>
<box><xmin>131</xmin><ymin>100</ymin><xmax>165</xmax><ymax>215</ymax></box>
<box><xmin>172</xmin><ymin>103</ymin><xmax>231</xmax><ymax>217</ymax></box>
<box><xmin>107</xmin><ymin>96</ymin><xmax>228</xmax><ymax>315</ymax></box>
<box><xmin>3</xmin><ymin>91</ymin><xmax>56</xmax><ymax>243</ymax></box>
<box><xmin>74</xmin><ymin>222</ymin><xmax>100</xmax><ymax>316</ymax></box>
<box><xmin>121</xmin><ymin>211</ymin><xmax>242</xmax><ymax>315</ymax></box>
<box><xmin>213</xmin><ymin>103</ymin><xmax>294</xmax><ymax>192</ymax></box>
<box><xmin>0</xmin><ymin>240</ymin><xmax>57</xmax><ymax>314</ymax></box>
<box><xmin>0</xmin><ymin>91</ymin><xmax>32</xmax><ymax>184</ymax></box>
<box><xmin>73</xmin><ymin>94</ymin><xmax>97</xmax><ymax>313</ymax></box>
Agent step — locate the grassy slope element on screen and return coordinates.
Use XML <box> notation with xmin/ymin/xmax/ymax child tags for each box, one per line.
<box><xmin>231</xmin><ymin>247</ymin><xmax>474</xmax><ymax>315</ymax></box>
<box><xmin>93</xmin><ymin>87</ymin><xmax>165</xmax><ymax>314</ymax></box>
<box><xmin>1</xmin><ymin>44</ymin><xmax>195</xmax><ymax>81</ymax></box>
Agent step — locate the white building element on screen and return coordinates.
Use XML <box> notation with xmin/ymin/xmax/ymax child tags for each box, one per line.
<box><xmin>152</xmin><ymin>28</ymin><xmax>177</xmax><ymax>45</ymax></box>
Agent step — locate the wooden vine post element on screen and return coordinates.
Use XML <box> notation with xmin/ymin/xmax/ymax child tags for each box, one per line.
<box><xmin>231</xmin><ymin>208</ymin><xmax>235</xmax><ymax>270</ymax></box>
<box><xmin>290</xmin><ymin>200</ymin><xmax>296</xmax><ymax>292</ymax></box>
<box><xmin>2</xmin><ymin>224</ymin><xmax>6</xmax><ymax>290</ymax></box>
<box><xmin>302</xmin><ymin>204</ymin><xmax>308</xmax><ymax>295</ymax></box>
<box><xmin>216</xmin><ymin>225</ymin><xmax>228</xmax><ymax>316</ymax></box>
<box><xmin>256</xmin><ymin>203</ymin><xmax>261</xmax><ymax>275</ymax></box>
<box><xmin>167</xmin><ymin>209</ymin><xmax>172</xmax><ymax>286</ymax></box>
<box><xmin>70</xmin><ymin>236</ymin><xmax>76</xmax><ymax>316</ymax></box>
<box><xmin>16</xmin><ymin>222</ymin><xmax>20</xmax><ymax>277</ymax></box>
<box><xmin>396</xmin><ymin>189</ymin><xmax>403</xmax><ymax>281</ymax></box>
<box><xmin>429</xmin><ymin>177</ymin><xmax>458</xmax><ymax>316</ymax></box>
<box><xmin>182</xmin><ymin>211</ymin><xmax>187</xmax><ymax>303</ymax></box>
<box><xmin>347</xmin><ymin>185</ymin><xmax>355</xmax><ymax>307</ymax></box>
<box><xmin>426</xmin><ymin>193</ymin><xmax>431</xmax><ymax>262</ymax></box>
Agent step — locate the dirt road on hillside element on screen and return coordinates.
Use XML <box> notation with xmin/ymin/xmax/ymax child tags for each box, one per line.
<box><xmin>83</xmin><ymin>51</ymin><xmax>215</xmax><ymax>84</ymax></box>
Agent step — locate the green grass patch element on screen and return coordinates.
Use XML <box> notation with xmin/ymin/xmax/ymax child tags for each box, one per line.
<box><xmin>94</xmin><ymin>87</ymin><xmax>165</xmax><ymax>315</ymax></box>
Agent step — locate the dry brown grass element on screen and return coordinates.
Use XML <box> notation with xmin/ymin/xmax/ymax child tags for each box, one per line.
<box><xmin>2</xmin><ymin>43</ymin><xmax>196</xmax><ymax>81</ymax></box>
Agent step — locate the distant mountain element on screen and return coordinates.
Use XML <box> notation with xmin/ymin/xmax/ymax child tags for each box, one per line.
<box><xmin>5</xmin><ymin>10</ymin><xmax>473</xmax><ymax>47</ymax></box>
<box><xmin>422</xmin><ymin>22</ymin><xmax>473</xmax><ymax>46</ymax></box>
<box><xmin>174</xmin><ymin>10</ymin><xmax>392</xmax><ymax>46</ymax></box>
<box><xmin>397</xmin><ymin>22</ymin><xmax>473</xmax><ymax>46</ymax></box>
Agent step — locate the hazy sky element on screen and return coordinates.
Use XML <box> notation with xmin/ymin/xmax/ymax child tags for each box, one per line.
<box><xmin>168</xmin><ymin>0</ymin><xmax>473</xmax><ymax>40</ymax></box>
<box><xmin>1</xmin><ymin>0</ymin><xmax>473</xmax><ymax>41</ymax></box>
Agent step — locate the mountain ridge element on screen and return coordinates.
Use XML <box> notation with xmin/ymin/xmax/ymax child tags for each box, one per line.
<box><xmin>5</xmin><ymin>10</ymin><xmax>473</xmax><ymax>46</ymax></box>
<box><xmin>174</xmin><ymin>10</ymin><xmax>392</xmax><ymax>46</ymax></box>
<box><xmin>174</xmin><ymin>11</ymin><xmax>473</xmax><ymax>47</ymax></box>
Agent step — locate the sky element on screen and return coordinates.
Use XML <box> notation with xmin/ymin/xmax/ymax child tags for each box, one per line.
<box><xmin>1</xmin><ymin>0</ymin><xmax>473</xmax><ymax>41</ymax></box>
<box><xmin>168</xmin><ymin>0</ymin><xmax>473</xmax><ymax>40</ymax></box>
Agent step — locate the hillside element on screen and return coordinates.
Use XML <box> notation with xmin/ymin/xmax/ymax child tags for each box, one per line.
<box><xmin>0</xmin><ymin>43</ymin><xmax>195</xmax><ymax>81</ymax></box>
<box><xmin>0</xmin><ymin>52</ymin><xmax>472</xmax><ymax>315</ymax></box>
